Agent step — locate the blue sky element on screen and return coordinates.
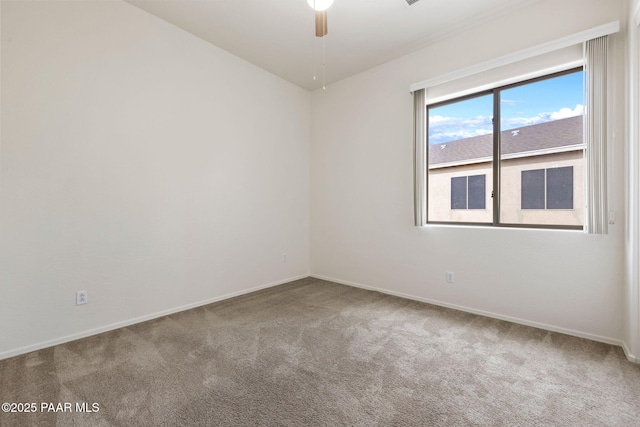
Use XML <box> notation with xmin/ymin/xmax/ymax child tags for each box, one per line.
<box><xmin>428</xmin><ymin>71</ymin><xmax>583</xmax><ymax>145</ymax></box>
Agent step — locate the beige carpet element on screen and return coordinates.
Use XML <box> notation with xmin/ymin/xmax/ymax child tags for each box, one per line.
<box><xmin>1</xmin><ymin>277</ymin><xmax>639</xmax><ymax>426</ymax></box>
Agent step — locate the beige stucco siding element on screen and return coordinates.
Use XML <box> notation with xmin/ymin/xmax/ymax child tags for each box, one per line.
<box><xmin>428</xmin><ymin>150</ymin><xmax>584</xmax><ymax>226</ymax></box>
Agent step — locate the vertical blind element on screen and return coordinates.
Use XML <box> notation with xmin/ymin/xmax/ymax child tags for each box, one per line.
<box><xmin>585</xmin><ymin>36</ymin><xmax>609</xmax><ymax>234</ymax></box>
<box><xmin>413</xmin><ymin>89</ymin><xmax>426</xmax><ymax>227</ymax></box>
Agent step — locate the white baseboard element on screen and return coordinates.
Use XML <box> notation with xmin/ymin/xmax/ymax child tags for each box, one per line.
<box><xmin>6</xmin><ymin>273</ymin><xmax>633</xmax><ymax>363</ymax></box>
<box><xmin>622</xmin><ymin>341</ymin><xmax>638</xmax><ymax>363</ymax></box>
<box><xmin>310</xmin><ymin>274</ymin><xmax>625</xmax><ymax>348</ymax></box>
<box><xmin>0</xmin><ymin>274</ymin><xmax>309</xmax><ymax>361</ymax></box>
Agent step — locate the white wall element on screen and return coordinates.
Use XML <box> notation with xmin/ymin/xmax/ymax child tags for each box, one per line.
<box><xmin>311</xmin><ymin>0</ymin><xmax>627</xmax><ymax>344</ymax></box>
<box><xmin>2</xmin><ymin>0</ymin><xmax>633</xmax><ymax>361</ymax></box>
<box><xmin>0</xmin><ymin>1</ymin><xmax>310</xmax><ymax>358</ymax></box>
<box><xmin>624</xmin><ymin>0</ymin><xmax>640</xmax><ymax>362</ymax></box>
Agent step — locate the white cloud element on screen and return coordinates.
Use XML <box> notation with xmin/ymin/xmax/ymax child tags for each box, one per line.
<box><xmin>430</xmin><ymin>114</ymin><xmax>492</xmax><ymax>127</ymax></box>
<box><xmin>550</xmin><ymin>104</ymin><xmax>584</xmax><ymax>120</ymax></box>
<box><xmin>428</xmin><ymin>105</ymin><xmax>583</xmax><ymax>145</ymax></box>
<box><xmin>429</xmin><ymin>129</ymin><xmax>491</xmax><ymax>143</ymax></box>
<box><xmin>502</xmin><ymin>104</ymin><xmax>583</xmax><ymax>129</ymax></box>
<box><xmin>429</xmin><ymin>115</ymin><xmax>493</xmax><ymax>144</ymax></box>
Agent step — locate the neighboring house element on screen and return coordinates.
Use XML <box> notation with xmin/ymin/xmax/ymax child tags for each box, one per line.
<box><xmin>428</xmin><ymin>115</ymin><xmax>584</xmax><ymax>226</ymax></box>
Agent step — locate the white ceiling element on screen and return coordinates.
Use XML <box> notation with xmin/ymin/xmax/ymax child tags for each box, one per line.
<box><xmin>125</xmin><ymin>0</ymin><xmax>539</xmax><ymax>91</ymax></box>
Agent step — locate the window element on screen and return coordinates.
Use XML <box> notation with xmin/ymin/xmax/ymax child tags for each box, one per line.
<box><xmin>521</xmin><ymin>167</ymin><xmax>574</xmax><ymax>210</ymax></box>
<box><xmin>426</xmin><ymin>68</ymin><xmax>584</xmax><ymax>229</ymax></box>
<box><xmin>451</xmin><ymin>175</ymin><xmax>486</xmax><ymax>210</ymax></box>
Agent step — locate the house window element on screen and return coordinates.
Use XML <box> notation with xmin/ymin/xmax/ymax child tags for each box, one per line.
<box><xmin>451</xmin><ymin>175</ymin><xmax>486</xmax><ymax>209</ymax></box>
<box><xmin>521</xmin><ymin>167</ymin><xmax>574</xmax><ymax>210</ymax></box>
<box><xmin>426</xmin><ymin>67</ymin><xmax>584</xmax><ymax>229</ymax></box>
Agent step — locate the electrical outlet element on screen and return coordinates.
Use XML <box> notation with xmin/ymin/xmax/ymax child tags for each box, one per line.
<box><xmin>446</xmin><ymin>272</ymin><xmax>454</xmax><ymax>283</ymax></box>
<box><xmin>76</xmin><ymin>290</ymin><xmax>88</xmax><ymax>305</ymax></box>
<box><xmin>282</xmin><ymin>253</ymin><xmax>288</xmax><ymax>262</ymax></box>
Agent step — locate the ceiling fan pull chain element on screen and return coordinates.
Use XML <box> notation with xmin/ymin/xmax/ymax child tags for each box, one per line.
<box><xmin>323</xmin><ymin>36</ymin><xmax>326</xmax><ymax>90</ymax></box>
<box><xmin>313</xmin><ymin>36</ymin><xmax>317</xmax><ymax>81</ymax></box>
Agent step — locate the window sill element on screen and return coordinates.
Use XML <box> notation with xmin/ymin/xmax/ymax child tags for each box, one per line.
<box><xmin>422</xmin><ymin>222</ymin><xmax>583</xmax><ymax>232</ymax></box>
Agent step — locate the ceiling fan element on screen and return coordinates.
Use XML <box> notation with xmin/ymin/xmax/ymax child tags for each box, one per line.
<box><xmin>307</xmin><ymin>0</ymin><xmax>334</xmax><ymax>37</ymax></box>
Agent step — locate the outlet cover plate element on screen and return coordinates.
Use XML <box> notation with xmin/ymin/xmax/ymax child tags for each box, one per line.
<box><xmin>76</xmin><ymin>290</ymin><xmax>88</xmax><ymax>305</ymax></box>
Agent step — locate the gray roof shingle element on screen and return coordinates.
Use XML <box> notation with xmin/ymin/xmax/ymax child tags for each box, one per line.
<box><xmin>429</xmin><ymin>115</ymin><xmax>584</xmax><ymax>167</ymax></box>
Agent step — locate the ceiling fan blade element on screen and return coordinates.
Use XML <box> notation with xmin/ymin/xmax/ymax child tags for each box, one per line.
<box><xmin>315</xmin><ymin>10</ymin><xmax>327</xmax><ymax>37</ymax></box>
